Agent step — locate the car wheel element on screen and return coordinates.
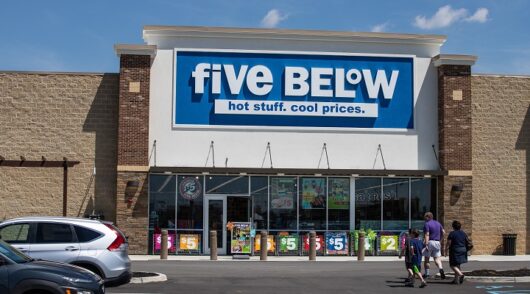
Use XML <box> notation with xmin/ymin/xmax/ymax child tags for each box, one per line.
<box><xmin>73</xmin><ymin>263</ymin><xmax>105</xmax><ymax>279</ymax></box>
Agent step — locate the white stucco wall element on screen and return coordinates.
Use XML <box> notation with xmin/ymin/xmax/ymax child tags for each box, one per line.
<box><xmin>147</xmin><ymin>31</ymin><xmax>441</xmax><ymax>170</ymax></box>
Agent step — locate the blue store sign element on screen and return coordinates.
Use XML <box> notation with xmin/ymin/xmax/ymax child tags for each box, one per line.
<box><xmin>174</xmin><ymin>50</ymin><xmax>414</xmax><ymax>129</ymax></box>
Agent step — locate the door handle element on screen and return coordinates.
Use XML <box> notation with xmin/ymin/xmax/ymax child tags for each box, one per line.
<box><xmin>15</xmin><ymin>247</ymin><xmax>28</xmax><ymax>252</ymax></box>
<box><xmin>65</xmin><ymin>246</ymin><xmax>79</xmax><ymax>251</ymax></box>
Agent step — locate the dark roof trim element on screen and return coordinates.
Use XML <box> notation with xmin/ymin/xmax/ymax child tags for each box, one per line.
<box><xmin>149</xmin><ymin>166</ymin><xmax>446</xmax><ymax>177</ymax></box>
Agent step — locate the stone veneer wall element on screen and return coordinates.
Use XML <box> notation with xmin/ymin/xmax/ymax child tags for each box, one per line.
<box><xmin>0</xmin><ymin>72</ymin><xmax>119</xmax><ymax>221</ymax></box>
<box><xmin>472</xmin><ymin>74</ymin><xmax>530</xmax><ymax>254</ymax></box>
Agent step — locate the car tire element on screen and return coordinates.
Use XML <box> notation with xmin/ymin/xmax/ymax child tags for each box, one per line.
<box><xmin>72</xmin><ymin>263</ymin><xmax>105</xmax><ymax>279</ymax></box>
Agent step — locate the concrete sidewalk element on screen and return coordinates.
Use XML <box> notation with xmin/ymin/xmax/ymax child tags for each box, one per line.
<box><xmin>130</xmin><ymin>254</ymin><xmax>530</xmax><ymax>262</ymax></box>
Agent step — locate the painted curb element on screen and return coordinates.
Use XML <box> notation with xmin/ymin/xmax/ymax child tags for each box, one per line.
<box><xmin>130</xmin><ymin>272</ymin><xmax>167</xmax><ymax>284</ymax></box>
<box><xmin>447</xmin><ymin>274</ymin><xmax>530</xmax><ymax>283</ymax></box>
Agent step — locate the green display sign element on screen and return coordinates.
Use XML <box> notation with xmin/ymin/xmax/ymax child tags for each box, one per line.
<box><xmin>380</xmin><ymin>235</ymin><xmax>399</xmax><ymax>252</ymax></box>
<box><xmin>328</xmin><ymin>178</ymin><xmax>350</xmax><ymax>209</ymax></box>
<box><xmin>278</xmin><ymin>235</ymin><xmax>299</xmax><ymax>253</ymax></box>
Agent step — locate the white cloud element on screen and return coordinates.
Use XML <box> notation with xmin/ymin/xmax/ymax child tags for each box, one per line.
<box><xmin>466</xmin><ymin>8</ymin><xmax>489</xmax><ymax>23</ymax></box>
<box><xmin>261</xmin><ymin>9</ymin><xmax>288</xmax><ymax>28</ymax></box>
<box><xmin>414</xmin><ymin>6</ymin><xmax>489</xmax><ymax>30</ymax></box>
<box><xmin>371</xmin><ymin>23</ymin><xmax>388</xmax><ymax>33</ymax></box>
<box><xmin>414</xmin><ymin>5</ymin><xmax>468</xmax><ymax>29</ymax></box>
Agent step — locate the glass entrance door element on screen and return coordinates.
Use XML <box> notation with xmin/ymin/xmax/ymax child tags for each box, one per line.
<box><xmin>204</xmin><ymin>196</ymin><xmax>226</xmax><ymax>255</ymax></box>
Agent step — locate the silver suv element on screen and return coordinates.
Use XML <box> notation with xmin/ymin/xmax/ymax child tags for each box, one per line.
<box><xmin>0</xmin><ymin>217</ymin><xmax>131</xmax><ymax>285</ymax></box>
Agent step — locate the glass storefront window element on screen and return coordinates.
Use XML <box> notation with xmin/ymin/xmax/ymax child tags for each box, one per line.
<box><xmin>411</xmin><ymin>178</ymin><xmax>437</xmax><ymax>229</ymax></box>
<box><xmin>205</xmin><ymin>175</ymin><xmax>249</xmax><ymax>194</ymax></box>
<box><xmin>382</xmin><ymin>178</ymin><xmax>409</xmax><ymax>230</ymax></box>
<box><xmin>177</xmin><ymin>175</ymin><xmax>204</xmax><ymax>230</ymax></box>
<box><xmin>149</xmin><ymin>175</ymin><xmax>176</xmax><ymax>230</ymax></box>
<box><xmin>251</xmin><ymin>177</ymin><xmax>268</xmax><ymax>230</ymax></box>
<box><xmin>355</xmin><ymin>177</ymin><xmax>381</xmax><ymax>230</ymax></box>
<box><xmin>328</xmin><ymin>177</ymin><xmax>350</xmax><ymax>230</ymax></box>
<box><xmin>269</xmin><ymin>177</ymin><xmax>297</xmax><ymax>230</ymax></box>
<box><xmin>299</xmin><ymin>177</ymin><xmax>326</xmax><ymax>230</ymax></box>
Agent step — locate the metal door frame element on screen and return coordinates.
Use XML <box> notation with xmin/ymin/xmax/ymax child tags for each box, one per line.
<box><xmin>203</xmin><ymin>195</ymin><xmax>227</xmax><ymax>255</ymax></box>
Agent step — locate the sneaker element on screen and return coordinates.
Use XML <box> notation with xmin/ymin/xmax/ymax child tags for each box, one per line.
<box><xmin>423</xmin><ymin>274</ymin><xmax>430</xmax><ymax>279</ymax></box>
<box><xmin>459</xmin><ymin>275</ymin><xmax>465</xmax><ymax>284</ymax></box>
<box><xmin>405</xmin><ymin>278</ymin><xmax>412</xmax><ymax>283</ymax></box>
<box><xmin>405</xmin><ymin>282</ymin><xmax>414</xmax><ymax>287</ymax></box>
<box><xmin>440</xmin><ymin>269</ymin><xmax>446</xmax><ymax>280</ymax></box>
<box><xmin>420</xmin><ymin>281</ymin><xmax>427</xmax><ymax>288</ymax></box>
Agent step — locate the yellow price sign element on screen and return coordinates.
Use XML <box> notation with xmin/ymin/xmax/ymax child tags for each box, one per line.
<box><xmin>179</xmin><ymin>234</ymin><xmax>200</xmax><ymax>250</ymax></box>
<box><xmin>254</xmin><ymin>235</ymin><xmax>276</xmax><ymax>253</ymax></box>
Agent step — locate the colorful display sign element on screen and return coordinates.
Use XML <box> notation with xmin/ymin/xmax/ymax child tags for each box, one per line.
<box><xmin>174</xmin><ymin>50</ymin><xmax>414</xmax><ymax>129</ymax></box>
<box><xmin>328</xmin><ymin>178</ymin><xmax>350</xmax><ymax>209</ymax></box>
<box><xmin>254</xmin><ymin>235</ymin><xmax>276</xmax><ymax>253</ymax></box>
<box><xmin>179</xmin><ymin>234</ymin><xmax>200</xmax><ymax>251</ymax></box>
<box><xmin>301</xmin><ymin>178</ymin><xmax>326</xmax><ymax>209</ymax></box>
<box><xmin>278</xmin><ymin>235</ymin><xmax>300</xmax><ymax>253</ymax></box>
<box><xmin>270</xmin><ymin>177</ymin><xmax>296</xmax><ymax>209</ymax></box>
<box><xmin>154</xmin><ymin>233</ymin><xmax>176</xmax><ymax>253</ymax></box>
<box><xmin>325</xmin><ymin>232</ymin><xmax>349</xmax><ymax>255</ymax></box>
<box><xmin>303</xmin><ymin>234</ymin><xmax>325</xmax><ymax>255</ymax></box>
<box><xmin>380</xmin><ymin>235</ymin><xmax>399</xmax><ymax>252</ymax></box>
<box><xmin>231</xmin><ymin>222</ymin><xmax>252</xmax><ymax>254</ymax></box>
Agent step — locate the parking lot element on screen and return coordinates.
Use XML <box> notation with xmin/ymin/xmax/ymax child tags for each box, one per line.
<box><xmin>108</xmin><ymin>260</ymin><xmax>530</xmax><ymax>294</ymax></box>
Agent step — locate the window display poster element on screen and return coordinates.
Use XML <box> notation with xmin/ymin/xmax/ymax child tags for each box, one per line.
<box><xmin>326</xmin><ymin>232</ymin><xmax>349</xmax><ymax>255</ymax></box>
<box><xmin>328</xmin><ymin>178</ymin><xmax>350</xmax><ymax>209</ymax></box>
<box><xmin>278</xmin><ymin>235</ymin><xmax>299</xmax><ymax>253</ymax></box>
<box><xmin>254</xmin><ymin>235</ymin><xmax>276</xmax><ymax>253</ymax></box>
<box><xmin>231</xmin><ymin>222</ymin><xmax>252</xmax><ymax>254</ymax></box>
<box><xmin>380</xmin><ymin>235</ymin><xmax>399</xmax><ymax>252</ymax></box>
<box><xmin>154</xmin><ymin>233</ymin><xmax>176</xmax><ymax>253</ymax></box>
<box><xmin>270</xmin><ymin>178</ymin><xmax>296</xmax><ymax>209</ymax></box>
<box><xmin>301</xmin><ymin>178</ymin><xmax>326</xmax><ymax>209</ymax></box>
<box><xmin>303</xmin><ymin>234</ymin><xmax>325</xmax><ymax>254</ymax></box>
<box><xmin>179</xmin><ymin>234</ymin><xmax>200</xmax><ymax>251</ymax></box>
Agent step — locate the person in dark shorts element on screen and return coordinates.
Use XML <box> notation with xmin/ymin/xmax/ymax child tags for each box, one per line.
<box><xmin>445</xmin><ymin>220</ymin><xmax>469</xmax><ymax>284</ymax></box>
<box><xmin>406</xmin><ymin>229</ymin><xmax>427</xmax><ymax>288</ymax></box>
<box><xmin>399</xmin><ymin>229</ymin><xmax>414</xmax><ymax>283</ymax></box>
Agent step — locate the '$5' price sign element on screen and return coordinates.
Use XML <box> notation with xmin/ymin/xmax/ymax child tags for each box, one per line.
<box><xmin>326</xmin><ymin>232</ymin><xmax>348</xmax><ymax>254</ymax></box>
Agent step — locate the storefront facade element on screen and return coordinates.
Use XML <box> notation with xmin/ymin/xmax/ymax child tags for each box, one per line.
<box><xmin>2</xmin><ymin>26</ymin><xmax>529</xmax><ymax>255</ymax></box>
<box><xmin>115</xmin><ymin>26</ymin><xmax>458</xmax><ymax>255</ymax></box>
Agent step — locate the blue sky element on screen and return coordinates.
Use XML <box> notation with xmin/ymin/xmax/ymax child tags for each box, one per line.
<box><xmin>1</xmin><ymin>0</ymin><xmax>529</xmax><ymax>75</ymax></box>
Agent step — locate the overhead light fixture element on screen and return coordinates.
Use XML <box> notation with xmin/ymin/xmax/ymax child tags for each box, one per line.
<box><xmin>351</xmin><ymin>174</ymin><xmax>359</xmax><ymax>177</ymax></box>
<box><xmin>202</xmin><ymin>172</ymin><xmax>210</xmax><ymax>175</ymax></box>
<box><xmin>314</xmin><ymin>173</ymin><xmax>322</xmax><ymax>177</ymax></box>
<box><xmin>277</xmin><ymin>173</ymin><xmax>285</xmax><ymax>176</ymax></box>
<box><xmin>388</xmin><ymin>174</ymin><xmax>396</xmax><ymax>177</ymax></box>
<box><xmin>239</xmin><ymin>172</ymin><xmax>247</xmax><ymax>175</ymax></box>
<box><xmin>424</xmin><ymin>175</ymin><xmax>432</xmax><ymax>178</ymax></box>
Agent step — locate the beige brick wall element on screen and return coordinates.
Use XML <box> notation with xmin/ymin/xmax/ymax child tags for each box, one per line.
<box><xmin>472</xmin><ymin>75</ymin><xmax>530</xmax><ymax>254</ymax></box>
<box><xmin>0</xmin><ymin>72</ymin><xmax>119</xmax><ymax>222</ymax></box>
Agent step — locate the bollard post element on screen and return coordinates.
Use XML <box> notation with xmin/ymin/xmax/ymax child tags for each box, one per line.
<box><xmin>260</xmin><ymin>230</ymin><xmax>268</xmax><ymax>261</ymax></box>
<box><xmin>357</xmin><ymin>231</ymin><xmax>365</xmax><ymax>261</ymax></box>
<box><xmin>309</xmin><ymin>231</ymin><xmax>316</xmax><ymax>261</ymax></box>
<box><xmin>160</xmin><ymin>229</ymin><xmax>168</xmax><ymax>260</ymax></box>
<box><xmin>210</xmin><ymin>230</ymin><xmax>217</xmax><ymax>261</ymax></box>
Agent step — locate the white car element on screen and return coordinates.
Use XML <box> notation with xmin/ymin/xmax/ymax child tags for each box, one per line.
<box><xmin>0</xmin><ymin>217</ymin><xmax>131</xmax><ymax>285</ymax></box>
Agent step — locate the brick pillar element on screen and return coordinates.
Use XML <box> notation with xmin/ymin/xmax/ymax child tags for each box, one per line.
<box><xmin>114</xmin><ymin>44</ymin><xmax>156</xmax><ymax>254</ymax></box>
<box><xmin>434</xmin><ymin>55</ymin><xmax>477</xmax><ymax>238</ymax></box>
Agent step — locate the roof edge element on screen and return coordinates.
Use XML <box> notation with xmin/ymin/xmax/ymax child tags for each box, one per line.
<box><xmin>114</xmin><ymin>44</ymin><xmax>157</xmax><ymax>57</ymax></box>
<box><xmin>433</xmin><ymin>54</ymin><xmax>477</xmax><ymax>67</ymax></box>
<box><xmin>143</xmin><ymin>25</ymin><xmax>447</xmax><ymax>45</ymax></box>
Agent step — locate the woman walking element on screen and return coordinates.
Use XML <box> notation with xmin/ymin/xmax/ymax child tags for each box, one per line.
<box><xmin>445</xmin><ymin>220</ymin><xmax>470</xmax><ymax>284</ymax></box>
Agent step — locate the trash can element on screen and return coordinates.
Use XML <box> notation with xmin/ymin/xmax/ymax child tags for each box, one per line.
<box><xmin>502</xmin><ymin>234</ymin><xmax>517</xmax><ymax>255</ymax></box>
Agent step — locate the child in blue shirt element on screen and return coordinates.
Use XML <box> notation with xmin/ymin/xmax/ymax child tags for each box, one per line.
<box><xmin>407</xmin><ymin>229</ymin><xmax>427</xmax><ymax>288</ymax></box>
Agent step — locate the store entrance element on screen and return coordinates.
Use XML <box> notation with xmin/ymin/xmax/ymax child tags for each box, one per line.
<box><xmin>204</xmin><ymin>195</ymin><xmax>251</xmax><ymax>255</ymax></box>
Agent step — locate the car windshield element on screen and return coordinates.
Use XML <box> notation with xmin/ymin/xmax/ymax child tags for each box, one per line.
<box><xmin>0</xmin><ymin>240</ymin><xmax>32</xmax><ymax>263</ymax></box>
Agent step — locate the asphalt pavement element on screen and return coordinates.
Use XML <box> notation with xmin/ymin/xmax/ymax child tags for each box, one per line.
<box><xmin>108</xmin><ymin>260</ymin><xmax>530</xmax><ymax>294</ymax></box>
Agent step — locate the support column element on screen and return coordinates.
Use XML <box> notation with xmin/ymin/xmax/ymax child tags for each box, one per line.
<box><xmin>434</xmin><ymin>54</ymin><xmax>477</xmax><ymax>237</ymax></box>
<box><xmin>114</xmin><ymin>44</ymin><xmax>156</xmax><ymax>254</ymax></box>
